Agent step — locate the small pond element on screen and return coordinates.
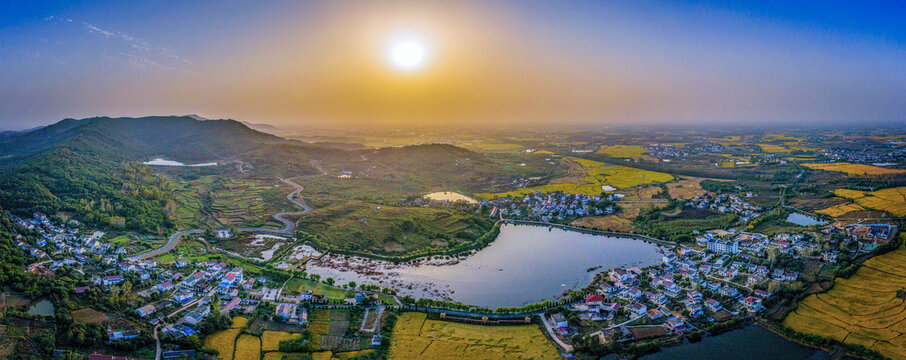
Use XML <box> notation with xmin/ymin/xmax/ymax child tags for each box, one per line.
<box><xmin>786</xmin><ymin>212</ymin><xmax>828</xmax><ymax>226</ymax></box>
<box><xmin>27</xmin><ymin>299</ymin><xmax>55</xmax><ymax>316</ymax></box>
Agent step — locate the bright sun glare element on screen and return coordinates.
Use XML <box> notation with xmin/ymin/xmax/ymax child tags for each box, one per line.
<box><xmin>386</xmin><ymin>38</ymin><xmax>428</xmax><ymax>72</ymax></box>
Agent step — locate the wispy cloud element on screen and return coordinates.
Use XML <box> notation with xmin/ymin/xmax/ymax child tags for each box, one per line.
<box><xmin>41</xmin><ymin>16</ymin><xmax>192</xmax><ymax>72</ymax></box>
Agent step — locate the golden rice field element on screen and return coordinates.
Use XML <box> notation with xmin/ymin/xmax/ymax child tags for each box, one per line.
<box><xmin>261</xmin><ymin>331</ymin><xmax>299</xmax><ymax>352</ymax></box>
<box><xmin>236</xmin><ymin>334</ymin><xmax>262</xmax><ymax>360</ymax></box>
<box><xmin>533</xmin><ymin>150</ymin><xmax>555</xmax><ymax>155</ymax></box>
<box><xmin>803</xmin><ymin>162</ymin><xmax>906</xmax><ymax>176</ymax></box>
<box><xmin>595</xmin><ymin>145</ymin><xmax>655</xmax><ymax>161</ymax></box>
<box><xmin>816</xmin><ymin>203</ymin><xmax>865</xmax><ymax>217</ymax></box>
<box><xmin>832</xmin><ymin>187</ymin><xmax>906</xmax><ymax>217</ymax></box>
<box><xmin>783</xmin><ymin>236</ymin><xmax>906</xmax><ymax>359</ymax></box>
<box><xmin>204</xmin><ymin>328</ymin><xmax>242</xmax><ymax>360</ymax></box>
<box><xmin>308</xmin><ymin>310</ymin><xmax>332</xmax><ymax>349</ymax></box>
<box><xmin>232</xmin><ymin>316</ymin><xmax>250</xmax><ymax>328</ymax></box>
<box><xmin>388</xmin><ymin>312</ymin><xmax>559</xmax><ymax>360</ymax></box>
<box><xmin>758</xmin><ymin>144</ymin><xmax>792</xmax><ymax>153</ymax></box>
<box><xmin>476</xmin><ymin>157</ymin><xmax>673</xmax><ymax>199</ymax></box>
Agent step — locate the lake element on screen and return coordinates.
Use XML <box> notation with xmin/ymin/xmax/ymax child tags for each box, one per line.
<box><xmin>424</xmin><ymin>191</ymin><xmax>477</xmax><ymax>204</ymax></box>
<box><xmin>143</xmin><ymin>158</ymin><xmax>218</xmax><ymax>166</ymax></box>
<box><xmin>27</xmin><ymin>299</ymin><xmax>55</xmax><ymax>316</ymax></box>
<box><xmin>786</xmin><ymin>212</ymin><xmax>827</xmax><ymax>226</ymax></box>
<box><xmin>305</xmin><ymin>223</ymin><xmax>664</xmax><ymax>308</ymax></box>
<box><xmin>637</xmin><ymin>325</ymin><xmax>829</xmax><ymax>360</ymax></box>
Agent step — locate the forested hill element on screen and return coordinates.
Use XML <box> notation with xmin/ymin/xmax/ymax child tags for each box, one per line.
<box><xmin>0</xmin><ymin>116</ymin><xmax>285</xmax><ymax>233</ymax></box>
<box><xmin>0</xmin><ymin>116</ymin><xmax>283</xmax><ymax>162</ymax></box>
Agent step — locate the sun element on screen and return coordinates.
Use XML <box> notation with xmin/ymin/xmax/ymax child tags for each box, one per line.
<box><xmin>385</xmin><ymin>37</ymin><xmax>429</xmax><ymax>72</ymax></box>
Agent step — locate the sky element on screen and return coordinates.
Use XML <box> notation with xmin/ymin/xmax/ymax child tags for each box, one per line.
<box><xmin>1</xmin><ymin>0</ymin><xmax>905</xmax><ymax>130</ymax></box>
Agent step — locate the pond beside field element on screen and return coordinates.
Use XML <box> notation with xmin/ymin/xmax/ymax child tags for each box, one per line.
<box><xmin>305</xmin><ymin>224</ymin><xmax>664</xmax><ymax>308</ymax></box>
<box><xmin>786</xmin><ymin>212</ymin><xmax>827</xmax><ymax>226</ymax></box>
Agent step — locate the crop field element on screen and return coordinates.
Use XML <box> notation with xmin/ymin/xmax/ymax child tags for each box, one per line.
<box><xmin>666</xmin><ymin>177</ymin><xmax>717</xmax><ymax>200</ymax></box>
<box><xmin>388</xmin><ymin>312</ymin><xmax>559</xmax><ymax>360</ymax></box>
<box><xmin>831</xmin><ymin>187</ymin><xmax>906</xmax><ymax>217</ymax></box>
<box><xmin>783</xmin><ymin>236</ymin><xmax>906</xmax><ymax>360</ymax></box>
<box><xmin>204</xmin><ymin>328</ymin><xmax>242</xmax><ymax>360</ymax></box>
<box><xmin>236</xmin><ymin>334</ymin><xmax>262</xmax><ymax>360</ymax></box>
<box><xmin>596</xmin><ymin>145</ymin><xmax>655</xmax><ymax>161</ymax></box>
<box><xmin>477</xmin><ymin>157</ymin><xmax>673</xmax><ymax>198</ymax></box>
<box><xmin>309</xmin><ymin>310</ymin><xmax>331</xmax><ymax>349</ymax></box>
<box><xmin>803</xmin><ymin>162</ymin><xmax>906</xmax><ymax>176</ymax></box>
<box><xmin>816</xmin><ymin>203</ymin><xmax>865</xmax><ymax>217</ymax></box>
<box><xmin>262</xmin><ymin>331</ymin><xmax>299</xmax><ymax>352</ymax></box>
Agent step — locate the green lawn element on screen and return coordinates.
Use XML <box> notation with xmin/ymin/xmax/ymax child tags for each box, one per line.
<box><xmin>108</xmin><ymin>234</ymin><xmax>132</xmax><ymax>245</ymax></box>
<box><xmin>284</xmin><ymin>278</ymin><xmax>352</xmax><ymax>300</ymax></box>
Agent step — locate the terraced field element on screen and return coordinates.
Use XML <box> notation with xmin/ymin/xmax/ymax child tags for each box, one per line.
<box><xmin>803</xmin><ymin>162</ymin><xmax>906</xmax><ymax>176</ymax></box>
<box><xmin>388</xmin><ymin>312</ymin><xmax>559</xmax><ymax>360</ymax></box>
<box><xmin>169</xmin><ymin>176</ymin><xmax>288</xmax><ymax>228</ymax></box>
<box><xmin>477</xmin><ymin>157</ymin><xmax>673</xmax><ymax>198</ymax></box>
<box><xmin>783</xmin><ymin>236</ymin><xmax>906</xmax><ymax>359</ymax></box>
<box><xmin>830</xmin><ymin>186</ymin><xmax>906</xmax><ymax>217</ymax></box>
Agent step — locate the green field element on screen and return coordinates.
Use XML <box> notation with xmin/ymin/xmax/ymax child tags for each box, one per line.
<box><xmin>477</xmin><ymin>156</ymin><xmax>673</xmax><ymax>198</ymax></box>
<box><xmin>283</xmin><ymin>278</ymin><xmax>353</xmax><ymax>300</ymax></box>
<box><xmin>168</xmin><ymin>175</ymin><xmax>291</xmax><ymax>229</ymax></box>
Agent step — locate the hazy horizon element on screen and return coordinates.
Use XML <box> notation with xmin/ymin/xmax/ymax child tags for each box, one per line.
<box><xmin>2</xmin><ymin>1</ymin><xmax>905</xmax><ymax>130</ymax></box>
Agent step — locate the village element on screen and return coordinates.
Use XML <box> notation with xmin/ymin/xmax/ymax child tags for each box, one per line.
<box><xmin>9</xmin><ymin>184</ymin><xmax>900</xmax><ymax>360</ymax></box>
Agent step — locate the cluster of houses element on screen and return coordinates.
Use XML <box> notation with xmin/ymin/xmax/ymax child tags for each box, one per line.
<box><xmin>13</xmin><ymin>213</ymin><xmax>125</xmax><ymax>273</ymax></box>
<box><xmin>685</xmin><ymin>193</ymin><xmax>761</xmax><ymax>221</ymax></box>
<box><xmin>484</xmin><ymin>192</ymin><xmax>617</xmax><ymax>221</ymax></box>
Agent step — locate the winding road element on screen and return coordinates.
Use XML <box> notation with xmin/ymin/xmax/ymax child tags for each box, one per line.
<box><xmin>129</xmin><ymin>160</ymin><xmax>326</xmax><ymax>261</ymax></box>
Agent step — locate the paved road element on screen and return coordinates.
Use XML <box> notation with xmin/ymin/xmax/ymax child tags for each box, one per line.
<box><xmin>539</xmin><ymin>313</ymin><xmax>574</xmax><ymax>352</ymax></box>
<box><xmin>129</xmin><ymin>229</ymin><xmax>204</xmax><ymax>261</ymax></box>
<box><xmin>130</xmin><ymin>160</ymin><xmax>326</xmax><ymax>261</ymax></box>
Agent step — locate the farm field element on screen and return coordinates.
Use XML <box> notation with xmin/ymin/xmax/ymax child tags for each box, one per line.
<box><xmin>387</xmin><ymin>312</ymin><xmax>559</xmax><ymax>360</ymax></box>
<box><xmin>262</xmin><ymin>331</ymin><xmax>299</xmax><ymax>352</ymax></box>
<box><xmin>596</xmin><ymin>145</ymin><xmax>655</xmax><ymax>161</ymax></box>
<box><xmin>783</xmin><ymin>235</ymin><xmax>906</xmax><ymax>360</ymax></box>
<box><xmin>70</xmin><ymin>308</ymin><xmax>106</xmax><ymax>323</ymax></box>
<box><xmin>830</xmin><ymin>187</ymin><xmax>906</xmax><ymax>217</ymax></box>
<box><xmin>803</xmin><ymin>162</ymin><xmax>906</xmax><ymax>176</ymax></box>
<box><xmin>204</xmin><ymin>328</ymin><xmax>242</xmax><ymax>360</ymax></box>
<box><xmin>816</xmin><ymin>203</ymin><xmax>865</xmax><ymax>217</ymax></box>
<box><xmin>477</xmin><ymin>157</ymin><xmax>673</xmax><ymax>199</ymax></box>
<box><xmin>236</xmin><ymin>334</ymin><xmax>262</xmax><ymax>360</ymax></box>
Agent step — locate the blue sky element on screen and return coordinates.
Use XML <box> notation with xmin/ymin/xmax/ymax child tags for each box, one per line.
<box><xmin>1</xmin><ymin>0</ymin><xmax>904</xmax><ymax>129</ymax></box>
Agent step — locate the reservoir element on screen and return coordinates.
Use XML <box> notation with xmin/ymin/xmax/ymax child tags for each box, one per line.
<box><xmin>786</xmin><ymin>212</ymin><xmax>827</xmax><ymax>226</ymax></box>
<box><xmin>305</xmin><ymin>223</ymin><xmax>664</xmax><ymax>308</ymax></box>
<box><xmin>144</xmin><ymin>158</ymin><xmax>218</xmax><ymax>166</ymax></box>
<box><xmin>638</xmin><ymin>325</ymin><xmax>828</xmax><ymax>360</ymax></box>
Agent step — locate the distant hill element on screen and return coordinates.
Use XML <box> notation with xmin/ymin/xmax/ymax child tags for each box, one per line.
<box><xmin>0</xmin><ymin>116</ymin><xmax>283</xmax><ymax>162</ymax></box>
